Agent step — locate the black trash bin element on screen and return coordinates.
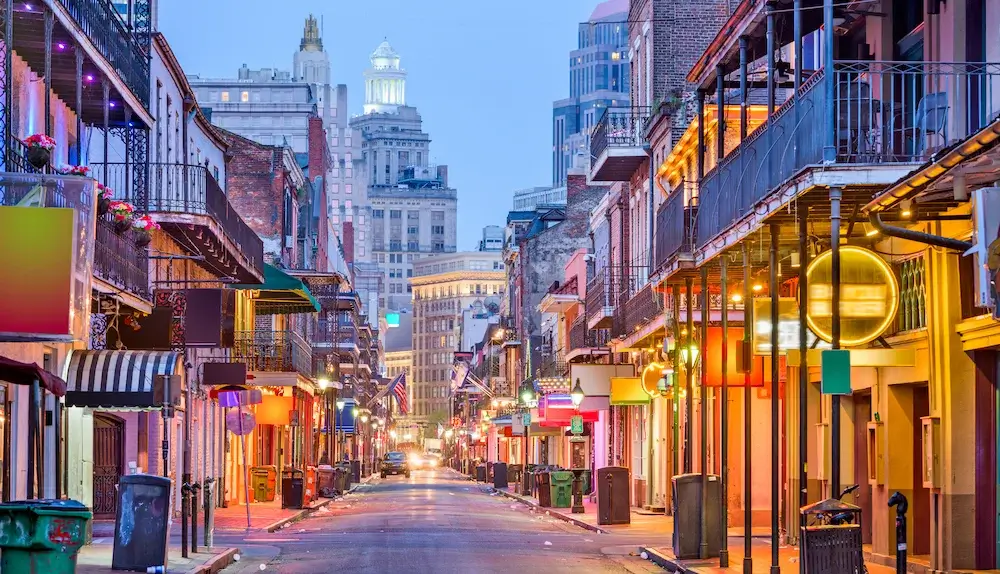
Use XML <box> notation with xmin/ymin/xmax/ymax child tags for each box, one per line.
<box><xmin>508</xmin><ymin>464</ymin><xmax>523</xmax><ymax>491</ymax></box>
<box><xmin>281</xmin><ymin>468</ymin><xmax>305</xmax><ymax>509</ymax></box>
<box><xmin>350</xmin><ymin>460</ymin><xmax>361</xmax><ymax>483</ymax></box>
<box><xmin>476</xmin><ymin>464</ymin><xmax>487</xmax><ymax>482</ymax></box>
<box><xmin>535</xmin><ymin>470</ymin><xmax>552</xmax><ymax>506</ymax></box>
<box><xmin>597</xmin><ymin>466</ymin><xmax>631</xmax><ymax>525</ymax></box>
<box><xmin>333</xmin><ymin>463</ymin><xmax>352</xmax><ymax>493</ymax></box>
<box><xmin>112</xmin><ymin>474</ymin><xmax>171</xmax><ymax>572</ymax></box>
<box><xmin>492</xmin><ymin>462</ymin><xmax>508</xmax><ymax>489</ymax></box>
<box><xmin>671</xmin><ymin>473</ymin><xmax>721</xmax><ymax>559</ymax></box>
<box><xmin>800</xmin><ymin>498</ymin><xmax>864</xmax><ymax>574</ymax></box>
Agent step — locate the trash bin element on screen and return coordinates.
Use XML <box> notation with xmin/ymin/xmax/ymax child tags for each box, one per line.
<box><xmin>492</xmin><ymin>462</ymin><xmax>508</xmax><ymax>489</ymax></box>
<box><xmin>112</xmin><ymin>474</ymin><xmax>171</xmax><ymax>571</ymax></box>
<box><xmin>350</xmin><ymin>460</ymin><xmax>361</xmax><ymax>483</ymax></box>
<box><xmin>304</xmin><ymin>466</ymin><xmax>317</xmax><ymax>506</ymax></box>
<box><xmin>334</xmin><ymin>463</ymin><xmax>352</xmax><ymax>493</ymax></box>
<box><xmin>486</xmin><ymin>462</ymin><xmax>494</xmax><ymax>482</ymax></box>
<box><xmin>596</xmin><ymin>467</ymin><xmax>631</xmax><ymax>525</ymax></box>
<box><xmin>800</xmin><ymin>498</ymin><xmax>864</xmax><ymax>573</ymax></box>
<box><xmin>671</xmin><ymin>473</ymin><xmax>720</xmax><ymax>558</ymax></box>
<box><xmin>0</xmin><ymin>499</ymin><xmax>91</xmax><ymax>574</ymax></box>
<box><xmin>476</xmin><ymin>464</ymin><xmax>487</xmax><ymax>483</ymax></box>
<box><xmin>250</xmin><ymin>465</ymin><xmax>277</xmax><ymax>502</ymax></box>
<box><xmin>317</xmin><ymin>465</ymin><xmax>335</xmax><ymax>497</ymax></box>
<box><xmin>575</xmin><ymin>468</ymin><xmax>592</xmax><ymax>496</ymax></box>
<box><xmin>281</xmin><ymin>468</ymin><xmax>305</xmax><ymax>509</ymax></box>
<box><xmin>508</xmin><ymin>464</ymin><xmax>523</xmax><ymax>490</ymax></box>
<box><xmin>535</xmin><ymin>470</ymin><xmax>552</xmax><ymax>506</ymax></box>
<box><xmin>550</xmin><ymin>471</ymin><xmax>574</xmax><ymax>508</ymax></box>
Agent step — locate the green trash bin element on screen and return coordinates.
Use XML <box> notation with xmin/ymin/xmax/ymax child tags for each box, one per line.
<box><xmin>0</xmin><ymin>499</ymin><xmax>92</xmax><ymax>574</ymax></box>
<box><xmin>251</xmin><ymin>465</ymin><xmax>277</xmax><ymax>502</ymax></box>
<box><xmin>549</xmin><ymin>471</ymin><xmax>574</xmax><ymax>508</ymax></box>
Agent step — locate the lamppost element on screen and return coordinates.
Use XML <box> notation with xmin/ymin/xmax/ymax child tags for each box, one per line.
<box><xmin>336</xmin><ymin>397</ymin><xmax>346</xmax><ymax>463</ymax></box>
<box><xmin>519</xmin><ymin>381</ymin><xmax>535</xmax><ymax>495</ymax></box>
<box><xmin>360</xmin><ymin>410</ymin><xmax>370</xmax><ymax>475</ymax></box>
<box><xmin>570</xmin><ymin>378</ymin><xmax>586</xmax><ymax>514</ymax></box>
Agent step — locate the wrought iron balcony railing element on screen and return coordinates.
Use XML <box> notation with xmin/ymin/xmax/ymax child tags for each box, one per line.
<box><xmin>616</xmin><ymin>282</ymin><xmax>664</xmax><ymax>338</ymax></box>
<box><xmin>568</xmin><ymin>316</ymin><xmax>610</xmax><ymax>351</ymax></box>
<box><xmin>590</xmin><ymin>106</ymin><xmax>651</xmax><ymax>162</ymax></box>
<box><xmin>55</xmin><ymin>0</ymin><xmax>150</xmax><ymax>107</ymax></box>
<box><xmin>233</xmin><ymin>330</ymin><xmax>313</xmax><ymax>378</ymax></box>
<box><xmin>93</xmin><ymin>213</ymin><xmax>150</xmax><ymax>301</ymax></box>
<box><xmin>654</xmin><ymin>187</ymin><xmax>697</xmax><ymax>272</ymax></box>
<box><xmin>697</xmin><ymin>60</ymin><xmax>1000</xmax><ymax>250</ymax></box>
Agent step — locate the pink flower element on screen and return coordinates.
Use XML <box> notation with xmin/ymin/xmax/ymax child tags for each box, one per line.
<box><xmin>24</xmin><ymin>134</ymin><xmax>57</xmax><ymax>151</ymax></box>
<box><xmin>96</xmin><ymin>184</ymin><xmax>113</xmax><ymax>201</ymax></box>
<box><xmin>56</xmin><ymin>164</ymin><xmax>91</xmax><ymax>176</ymax></box>
<box><xmin>133</xmin><ymin>214</ymin><xmax>160</xmax><ymax>231</ymax></box>
<box><xmin>108</xmin><ymin>200</ymin><xmax>135</xmax><ymax>219</ymax></box>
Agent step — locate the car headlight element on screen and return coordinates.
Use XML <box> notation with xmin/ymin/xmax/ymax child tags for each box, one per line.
<box><xmin>409</xmin><ymin>454</ymin><xmax>422</xmax><ymax>466</ymax></box>
<box><xmin>428</xmin><ymin>458</ymin><xmax>438</xmax><ymax>467</ymax></box>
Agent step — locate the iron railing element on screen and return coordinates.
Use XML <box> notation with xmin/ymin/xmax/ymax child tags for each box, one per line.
<box><xmin>233</xmin><ymin>330</ymin><xmax>312</xmax><ymax>377</ymax></box>
<box><xmin>697</xmin><ymin>60</ymin><xmax>1000</xmax><ymax>250</ymax></box>
<box><xmin>617</xmin><ymin>282</ymin><xmax>664</xmax><ymax>338</ymax></box>
<box><xmin>94</xmin><ymin>162</ymin><xmax>264</xmax><ymax>275</ymax></box>
<box><xmin>895</xmin><ymin>254</ymin><xmax>927</xmax><ymax>332</ymax></box>
<box><xmin>313</xmin><ymin>319</ymin><xmax>360</xmax><ymax>350</ymax></box>
<box><xmin>5</xmin><ymin>139</ymin><xmax>45</xmax><ymax>175</ymax></box>
<box><xmin>655</xmin><ymin>186</ymin><xmax>698</xmax><ymax>271</ymax></box>
<box><xmin>54</xmin><ymin>0</ymin><xmax>150</xmax><ymax>107</ymax></box>
<box><xmin>92</xmin><ymin>214</ymin><xmax>150</xmax><ymax>300</ymax></box>
<box><xmin>568</xmin><ymin>316</ymin><xmax>610</xmax><ymax>351</ymax></box>
<box><xmin>591</xmin><ymin>106</ymin><xmax>651</xmax><ymax>164</ymax></box>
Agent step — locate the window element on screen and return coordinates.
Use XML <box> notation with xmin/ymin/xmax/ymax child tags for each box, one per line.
<box><xmin>330</xmin><ymin>183</ymin><xmax>339</xmax><ymax>195</ymax></box>
<box><xmin>390</xmin><ymin>210</ymin><xmax>402</xmax><ymax>219</ymax></box>
<box><xmin>378</xmin><ymin>254</ymin><xmax>385</xmax><ymax>263</ymax></box>
<box><xmin>407</xmin><ymin>269</ymin><xmax>413</xmax><ymax>278</ymax></box>
<box><xmin>390</xmin><ymin>240</ymin><xmax>402</xmax><ymax>251</ymax></box>
<box><xmin>408</xmin><ymin>241</ymin><xmax>419</xmax><ymax>251</ymax></box>
<box><xmin>373</xmin><ymin>209</ymin><xmax>384</xmax><ymax>219</ymax></box>
<box><xmin>240</xmin><ymin>91</ymin><xmax>249</xmax><ymax>103</ymax></box>
<box><xmin>345</xmin><ymin>200</ymin><xmax>352</xmax><ymax>209</ymax></box>
<box><xmin>359</xmin><ymin>246</ymin><xmax>365</xmax><ymax>257</ymax></box>
<box><xmin>407</xmin><ymin>226</ymin><xmax>418</xmax><ymax>235</ymax></box>
<box><xmin>431</xmin><ymin>225</ymin><xmax>444</xmax><ymax>235</ymax></box>
<box><xmin>358</xmin><ymin>215</ymin><xmax>365</xmax><ymax>225</ymax></box>
<box><xmin>359</xmin><ymin>231</ymin><xmax>366</xmax><ymax>240</ymax></box>
<box><xmin>221</xmin><ymin>91</ymin><xmax>230</xmax><ymax>102</ymax></box>
<box><xmin>345</xmin><ymin>184</ymin><xmax>352</xmax><ymax>194</ymax></box>
<box><xmin>432</xmin><ymin>241</ymin><xmax>444</xmax><ymax>252</ymax></box>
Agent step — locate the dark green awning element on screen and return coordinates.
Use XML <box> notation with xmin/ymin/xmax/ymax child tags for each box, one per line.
<box><xmin>233</xmin><ymin>264</ymin><xmax>321</xmax><ymax>315</ymax></box>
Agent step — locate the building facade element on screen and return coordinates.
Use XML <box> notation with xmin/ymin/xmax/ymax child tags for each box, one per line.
<box><xmin>409</xmin><ymin>253</ymin><xmax>505</xmax><ymax>423</ymax></box>
<box><xmin>552</xmin><ymin>0</ymin><xmax>630</xmax><ymax>186</ymax></box>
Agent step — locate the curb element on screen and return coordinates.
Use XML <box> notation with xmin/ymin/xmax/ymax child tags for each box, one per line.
<box><xmin>639</xmin><ymin>546</ymin><xmax>688</xmax><ymax>573</ymax></box>
<box><xmin>192</xmin><ymin>547</ymin><xmax>239</xmax><ymax>574</ymax></box>
<box><xmin>494</xmin><ymin>488</ymin><xmax>608</xmax><ymax>534</ymax></box>
<box><xmin>264</xmin><ymin>498</ymin><xmax>333</xmax><ymax>533</ymax></box>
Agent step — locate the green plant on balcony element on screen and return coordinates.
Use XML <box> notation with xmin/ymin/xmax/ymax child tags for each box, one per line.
<box><xmin>23</xmin><ymin>134</ymin><xmax>56</xmax><ymax>169</ymax></box>
<box><xmin>108</xmin><ymin>200</ymin><xmax>135</xmax><ymax>234</ymax></box>
<box><xmin>132</xmin><ymin>215</ymin><xmax>160</xmax><ymax>248</ymax></box>
<box><xmin>96</xmin><ymin>184</ymin><xmax>113</xmax><ymax>216</ymax></box>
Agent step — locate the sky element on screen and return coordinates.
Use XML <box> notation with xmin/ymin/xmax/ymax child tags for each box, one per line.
<box><xmin>158</xmin><ymin>0</ymin><xmax>603</xmax><ymax>251</ymax></box>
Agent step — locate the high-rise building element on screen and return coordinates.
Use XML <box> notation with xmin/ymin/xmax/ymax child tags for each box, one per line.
<box><xmin>552</xmin><ymin>0</ymin><xmax>630</xmax><ymax>186</ymax></box>
<box><xmin>512</xmin><ymin>186</ymin><xmax>568</xmax><ymax>211</ymax></box>
<box><xmin>478</xmin><ymin>226</ymin><xmax>504</xmax><ymax>252</ymax></box>
<box><xmin>351</xmin><ymin>41</ymin><xmax>458</xmax><ymax>313</ymax></box>
<box><xmin>408</xmin><ymin>252</ymin><xmax>504</xmax><ymax>423</ymax></box>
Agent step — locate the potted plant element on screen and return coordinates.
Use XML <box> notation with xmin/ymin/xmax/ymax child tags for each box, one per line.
<box><xmin>108</xmin><ymin>200</ymin><xmax>135</xmax><ymax>234</ymax></box>
<box><xmin>23</xmin><ymin>134</ymin><xmax>56</xmax><ymax>169</ymax></box>
<box><xmin>132</xmin><ymin>214</ymin><xmax>160</xmax><ymax>248</ymax></box>
<box><xmin>55</xmin><ymin>164</ymin><xmax>91</xmax><ymax>177</ymax></box>
<box><xmin>96</xmin><ymin>184</ymin><xmax>113</xmax><ymax>215</ymax></box>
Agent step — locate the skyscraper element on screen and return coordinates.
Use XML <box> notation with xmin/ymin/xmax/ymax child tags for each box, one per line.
<box><xmin>552</xmin><ymin>0</ymin><xmax>630</xmax><ymax>186</ymax></box>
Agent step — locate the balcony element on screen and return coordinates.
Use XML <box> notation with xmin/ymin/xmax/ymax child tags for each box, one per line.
<box><xmin>696</xmin><ymin>61</ymin><xmax>1000</xmax><ymax>251</ymax></box>
<box><xmin>654</xmin><ymin>186</ymin><xmax>698</xmax><ymax>275</ymax></box>
<box><xmin>568</xmin><ymin>316</ymin><xmax>610</xmax><ymax>355</ymax></box>
<box><xmin>92</xmin><ymin>213</ymin><xmax>150</xmax><ymax>303</ymax></box>
<box><xmin>313</xmin><ymin>319</ymin><xmax>360</xmax><ymax>355</ymax></box>
<box><xmin>95</xmin><ymin>162</ymin><xmax>264</xmax><ymax>282</ymax></box>
<box><xmin>585</xmin><ymin>268</ymin><xmax>615</xmax><ymax>330</ymax></box>
<box><xmin>233</xmin><ymin>330</ymin><xmax>312</xmax><ymax>378</ymax></box>
<box><xmin>616</xmin><ymin>282</ymin><xmax>665</xmax><ymax>343</ymax></box>
<box><xmin>590</xmin><ymin>107</ymin><xmax>651</xmax><ymax>182</ymax></box>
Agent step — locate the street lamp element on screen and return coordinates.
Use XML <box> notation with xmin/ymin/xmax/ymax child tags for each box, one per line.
<box><xmin>318</xmin><ymin>378</ymin><xmax>330</xmax><ymax>391</ymax></box>
<box><xmin>680</xmin><ymin>342</ymin><xmax>699</xmax><ymax>366</ymax></box>
<box><xmin>336</xmin><ymin>398</ymin><xmax>346</xmax><ymax>411</ymax></box>
<box><xmin>570</xmin><ymin>378</ymin><xmax>585</xmax><ymax>407</ymax></box>
<box><xmin>520</xmin><ymin>382</ymin><xmax>535</xmax><ymax>405</ymax></box>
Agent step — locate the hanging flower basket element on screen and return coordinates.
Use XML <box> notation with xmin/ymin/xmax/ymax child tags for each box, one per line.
<box><xmin>132</xmin><ymin>215</ymin><xmax>160</xmax><ymax>248</ymax></box>
<box><xmin>96</xmin><ymin>184</ymin><xmax>113</xmax><ymax>215</ymax></box>
<box><xmin>23</xmin><ymin>134</ymin><xmax>56</xmax><ymax>169</ymax></box>
<box><xmin>108</xmin><ymin>200</ymin><xmax>135</xmax><ymax>235</ymax></box>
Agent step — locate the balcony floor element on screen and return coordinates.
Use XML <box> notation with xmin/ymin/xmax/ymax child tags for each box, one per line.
<box><xmin>590</xmin><ymin>148</ymin><xmax>648</xmax><ymax>182</ymax></box>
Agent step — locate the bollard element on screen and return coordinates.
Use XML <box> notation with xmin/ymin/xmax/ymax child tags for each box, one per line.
<box><xmin>190</xmin><ymin>482</ymin><xmax>201</xmax><ymax>553</ymax></box>
<box><xmin>203</xmin><ymin>477</ymin><xmax>215</xmax><ymax>550</ymax></box>
<box><xmin>888</xmin><ymin>491</ymin><xmax>908</xmax><ymax>573</ymax></box>
<box><xmin>181</xmin><ymin>482</ymin><xmax>191</xmax><ymax>558</ymax></box>
<box><xmin>571</xmin><ymin>471</ymin><xmax>584</xmax><ymax>514</ymax></box>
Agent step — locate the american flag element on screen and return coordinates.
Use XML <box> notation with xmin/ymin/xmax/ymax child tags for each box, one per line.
<box><xmin>391</xmin><ymin>372</ymin><xmax>409</xmax><ymax>415</ymax></box>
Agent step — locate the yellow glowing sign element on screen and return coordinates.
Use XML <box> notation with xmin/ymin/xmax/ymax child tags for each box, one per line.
<box><xmin>805</xmin><ymin>246</ymin><xmax>899</xmax><ymax>347</ymax></box>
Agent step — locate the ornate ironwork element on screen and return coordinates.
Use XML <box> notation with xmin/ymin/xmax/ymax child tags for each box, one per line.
<box><xmin>590</xmin><ymin>106</ymin><xmax>651</xmax><ymax>164</ymax></box>
<box><xmin>90</xmin><ymin>313</ymin><xmax>108</xmax><ymax>349</ymax></box>
<box><xmin>93</xmin><ymin>213</ymin><xmax>150</xmax><ymax>300</ymax></box>
<box><xmin>1</xmin><ymin>0</ymin><xmax>11</xmax><ymax>171</ymax></box>
<box><xmin>655</xmin><ymin>186</ymin><xmax>698</xmax><ymax>271</ymax></box>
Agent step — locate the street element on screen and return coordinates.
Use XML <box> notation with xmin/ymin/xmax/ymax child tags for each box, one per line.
<box><xmin>217</xmin><ymin>469</ymin><xmax>663</xmax><ymax>574</ymax></box>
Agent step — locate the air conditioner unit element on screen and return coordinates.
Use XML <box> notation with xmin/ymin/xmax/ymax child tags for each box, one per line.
<box><xmin>969</xmin><ymin>186</ymin><xmax>1000</xmax><ymax>312</ymax></box>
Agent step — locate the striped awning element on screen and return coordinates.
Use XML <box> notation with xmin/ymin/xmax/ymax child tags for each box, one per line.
<box><xmin>65</xmin><ymin>350</ymin><xmax>185</xmax><ymax>409</ymax></box>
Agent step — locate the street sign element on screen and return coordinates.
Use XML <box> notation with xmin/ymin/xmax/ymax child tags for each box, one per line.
<box><xmin>821</xmin><ymin>349</ymin><xmax>852</xmax><ymax>395</ymax></box>
<box><xmin>522</xmin><ymin>412</ymin><xmax>531</xmax><ymax>426</ymax></box>
<box><xmin>570</xmin><ymin>415</ymin><xmax>583</xmax><ymax>435</ymax></box>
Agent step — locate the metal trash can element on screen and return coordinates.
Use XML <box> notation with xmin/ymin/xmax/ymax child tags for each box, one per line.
<box><xmin>800</xmin><ymin>498</ymin><xmax>864</xmax><ymax>574</ymax></box>
<box><xmin>597</xmin><ymin>466</ymin><xmax>631</xmax><ymax>525</ymax></box>
<box><xmin>492</xmin><ymin>462</ymin><xmax>508</xmax><ymax>489</ymax></box>
<box><xmin>671</xmin><ymin>473</ymin><xmax>720</xmax><ymax>558</ymax></box>
<box><xmin>304</xmin><ymin>466</ymin><xmax>317</xmax><ymax>506</ymax></box>
<box><xmin>575</xmin><ymin>468</ymin><xmax>592</xmax><ymax>495</ymax></box>
<box><xmin>317</xmin><ymin>465</ymin><xmax>336</xmax><ymax>497</ymax></box>
<box><xmin>487</xmin><ymin>462</ymin><xmax>494</xmax><ymax>482</ymax></box>
<box><xmin>281</xmin><ymin>468</ymin><xmax>305</xmax><ymax>509</ymax></box>
<box><xmin>350</xmin><ymin>460</ymin><xmax>361</xmax><ymax>483</ymax></box>
<box><xmin>476</xmin><ymin>464</ymin><xmax>487</xmax><ymax>483</ymax></box>
<box><xmin>0</xmin><ymin>499</ymin><xmax>91</xmax><ymax>574</ymax></box>
<box><xmin>334</xmin><ymin>463</ymin><xmax>352</xmax><ymax>493</ymax></box>
<box><xmin>250</xmin><ymin>465</ymin><xmax>277</xmax><ymax>502</ymax></box>
<box><xmin>535</xmin><ymin>470</ymin><xmax>552</xmax><ymax>506</ymax></box>
<box><xmin>549</xmin><ymin>471</ymin><xmax>574</xmax><ymax>508</ymax></box>
<box><xmin>508</xmin><ymin>464</ymin><xmax>523</xmax><ymax>490</ymax></box>
<box><xmin>112</xmin><ymin>474</ymin><xmax>171</xmax><ymax>571</ymax></box>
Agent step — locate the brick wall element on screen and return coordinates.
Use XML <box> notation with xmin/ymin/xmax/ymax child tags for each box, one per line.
<box><xmin>342</xmin><ymin>221</ymin><xmax>355</xmax><ymax>265</ymax></box>
<box><xmin>655</xmin><ymin>0</ymin><xmax>732</xmax><ymax>97</ymax></box>
<box><xmin>218</xmin><ymin>130</ymin><xmax>284</xmax><ymax>260</ymax></box>
<box><xmin>308</xmin><ymin>115</ymin><xmax>330</xmax><ymax>271</ymax></box>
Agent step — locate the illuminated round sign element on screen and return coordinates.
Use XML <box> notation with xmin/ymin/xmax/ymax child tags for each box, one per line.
<box><xmin>805</xmin><ymin>245</ymin><xmax>899</xmax><ymax>347</ymax></box>
<box><xmin>641</xmin><ymin>362</ymin><xmax>666</xmax><ymax>396</ymax></box>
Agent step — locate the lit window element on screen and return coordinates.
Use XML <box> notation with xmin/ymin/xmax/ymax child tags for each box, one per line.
<box><xmin>221</xmin><ymin>92</ymin><xmax>230</xmax><ymax>102</ymax></box>
<box><xmin>240</xmin><ymin>91</ymin><xmax>249</xmax><ymax>102</ymax></box>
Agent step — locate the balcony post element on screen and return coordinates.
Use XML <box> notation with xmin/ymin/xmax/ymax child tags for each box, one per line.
<box><xmin>830</xmin><ymin>186</ymin><xmax>842</xmax><ymax>496</ymax></box>
<box><xmin>742</xmin><ymin>242</ymin><xmax>753</xmax><ymax>574</ymax></box>
<box><xmin>719</xmin><ymin>256</ymin><xmax>729</xmax><ymax>567</ymax></box>
<box><xmin>671</xmin><ymin>284</ymin><xmax>681</xmax><ymax>480</ymax></box>
<box><xmin>75</xmin><ymin>48</ymin><xmax>83</xmax><ymax>162</ymax></box>
<box><xmin>769</xmin><ymin>224</ymin><xmax>780</xmax><ymax>574</ymax></box>
<box><xmin>793</xmin><ymin>0</ymin><xmax>803</xmax><ymax>167</ymax></box>
<box><xmin>684</xmin><ymin>276</ymin><xmax>694</xmax><ymax>474</ymax></box>
<box><xmin>823</xmin><ymin>0</ymin><xmax>836</xmax><ymax>162</ymax></box>
<box><xmin>766</xmin><ymin>1</ymin><xmax>776</xmax><ymax>117</ymax></box>
<box><xmin>102</xmin><ymin>79</ymin><xmax>110</xmax><ymax>184</ymax></box>
<box><xmin>699</xmin><ymin>266</ymin><xmax>709</xmax><ymax>559</ymax></box>
<box><xmin>739</xmin><ymin>36</ymin><xmax>749</xmax><ymax>141</ymax></box>
<box><xmin>2</xmin><ymin>0</ymin><xmax>12</xmax><ymax>170</ymax></box>
<box><xmin>43</xmin><ymin>8</ymin><xmax>52</xmax><ymax>137</ymax></box>
<box><xmin>697</xmin><ymin>90</ymin><xmax>706</xmax><ymax>181</ymax></box>
<box><xmin>798</xmin><ymin>207</ymin><xmax>810</xmax><ymax>541</ymax></box>
<box><xmin>716</xmin><ymin>65</ymin><xmax>725</xmax><ymax>164</ymax></box>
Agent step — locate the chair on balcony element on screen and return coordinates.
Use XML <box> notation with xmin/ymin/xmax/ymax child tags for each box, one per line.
<box><xmin>836</xmin><ymin>80</ymin><xmax>880</xmax><ymax>161</ymax></box>
<box><xmin>913</xmin><ymin>91</ymin><xmax>950</xmax><ymax>156</ymax></box>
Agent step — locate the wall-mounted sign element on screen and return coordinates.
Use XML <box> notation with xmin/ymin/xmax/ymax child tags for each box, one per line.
<box><xmin>753</xmin><ymin>298</ymin><xmax>828</xmax><ymax>355</ymax></box>
<box><xmin>806</xmin><ymin>246</ymin><xmax>899</xmax><ymax>346</ymax></box>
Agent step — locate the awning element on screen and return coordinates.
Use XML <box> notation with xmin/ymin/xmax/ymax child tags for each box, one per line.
<box><xmin>0</xmin><ymin>355</ymin><xmax>67</xmax><ymax>396</ymax></box>
<box><xmin>233</xmin><ymin>264</ymin><xmax>321</xmax><ymax>315</ymax></box>
<box><xmin>65</xmin><ymin>350</ymin><xmax>184</xmax><ymax>408</ymax></box>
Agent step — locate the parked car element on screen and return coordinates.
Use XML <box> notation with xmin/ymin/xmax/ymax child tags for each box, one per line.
<box><xmin>381</xmin><ymin>451</ymin><xmax>411</xmax><ymax>478</ymax></box>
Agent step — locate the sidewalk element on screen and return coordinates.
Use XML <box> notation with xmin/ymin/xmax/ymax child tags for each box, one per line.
<box><xmin>76</xmin><ymin>545</ymin><xmax>238</xmax><ymax>574</ymax></box>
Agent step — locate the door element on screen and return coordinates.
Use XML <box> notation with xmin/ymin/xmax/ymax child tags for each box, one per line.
<box><xmin>912</xmin><ymin>386</ymin><xmax>931</xmax><ymax>556</ymax></box>
<box><xmin>93</xmin><ymin>414</ymin><xmax>125</xmax><ymax>518</ymax></box>
<box><xmin>853</xmin><ymin>393</ymin><xmax>873</xmax><ymax>544</ymax></box>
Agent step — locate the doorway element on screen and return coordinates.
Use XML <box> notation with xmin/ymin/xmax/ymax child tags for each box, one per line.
<box><xmin>853</xmin><ymin>392</ymin><xmax>873</xmax><ymax>544</ymax></box>
<box><xmin>93</xmin><ymin>413</ymin><xmax>125</xmax><ymax>519</ymax></box>
<box><xmin>912</xmin><ymin>385</ymin><xmax>931</xmax><ymax>556</ymax></box>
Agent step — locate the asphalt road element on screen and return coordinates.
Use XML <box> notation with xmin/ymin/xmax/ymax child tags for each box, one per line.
<box><xmin>217</xmin><ymin>468</ymin><xmax>663</xmax><ymax>574</ymax></box>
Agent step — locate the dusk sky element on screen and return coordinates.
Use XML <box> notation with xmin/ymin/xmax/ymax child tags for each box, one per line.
<box><xmin>158</xmin><ymin>0</ymin><xmax>603</xmax><ymax>250</ymax></box>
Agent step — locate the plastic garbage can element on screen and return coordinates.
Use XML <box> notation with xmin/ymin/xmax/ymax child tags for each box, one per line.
<box><xmin>112</xmin><ymin>475</ymin><xmax>172</xmax><ymax>571</ymax></box>
<box><xmin>0</xmin><ymin>499</ymin><xmax>92</xmax><ymax>574</ymax></box>
<box><xmin>250</xmin><ymin>465</ymin><xmax>277</xmax><ymax>502</ymax></box>
<box><xmin>549</xmin><ymin>471</ymin><xmax>574</xmax><ymax>508</ymax></box>
<box><xmin>317</xmin><ymin>465</ymin><xmax>336</xmax><ymax>497</ymax></box>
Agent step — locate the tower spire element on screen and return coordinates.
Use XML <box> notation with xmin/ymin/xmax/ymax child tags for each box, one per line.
<box><xmin>300</xmin><ymin>14</ymin><xmax>323</xmax><ymax>51</ymax></box>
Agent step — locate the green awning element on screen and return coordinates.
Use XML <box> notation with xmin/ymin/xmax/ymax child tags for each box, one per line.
<box><xmin>233</xmin><ymin>264</ymin><xmax>321</xmax><ymax>315</ymax></box>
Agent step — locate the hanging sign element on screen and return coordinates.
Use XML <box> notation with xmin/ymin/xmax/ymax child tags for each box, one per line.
<box><xmin>753</xmin><ymin>298</ymin><xmax>828</xmax><ymax>355</ymax></box>
<box><xmin>806</xmin><ymin>246</ymin><xmax>899</xmax><ymax>346</ymax></box>
<box><xmin>226</xmin><ymin>410</ymin><xmax>255</xmax><ymax>435</ymax></box>
<box><xmin>570</xmin><ymin>415</ymin><xmax>584</xmax><ymax>435</ymax></box>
